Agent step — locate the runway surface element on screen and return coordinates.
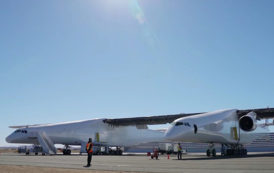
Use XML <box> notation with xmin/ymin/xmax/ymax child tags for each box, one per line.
<box><xmin>1</xmin><ymin>153</ymin><xmax>274</xmax><ymax>173</ymax></box>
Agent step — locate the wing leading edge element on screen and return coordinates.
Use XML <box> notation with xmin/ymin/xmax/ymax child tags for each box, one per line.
<box><xmin>103</xmin><ymin>108</ymin><xmax>274</xmax><ymax>126</ymax></box>
<box><xmin>237</xmin><ymin>108</ymin><xmax>274</xmax><ymax>119</ymax></box>
<box><xmin>102</xmin><ymin>113</ymin><xmax>203</xmax><ymax>126</ymax></box>
<box><xmin>9</xmin><ymin>108</ymin><xmax>274</xmax><ymax>128</ymax></box>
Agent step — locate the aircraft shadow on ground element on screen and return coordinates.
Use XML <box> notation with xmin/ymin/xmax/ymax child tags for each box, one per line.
<box><xmin>172</xmin><ymin>153</ymin><xmax>274</xmax><ymax>161</ymax></box>
<box><xmin>8</xmin><ymin>152</ymin><xmax>274</xmax><ymax>159</ymax></box>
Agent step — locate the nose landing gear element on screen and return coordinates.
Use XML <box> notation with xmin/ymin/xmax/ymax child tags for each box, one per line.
<box><xmin>206</xmin><ymin>143</ymin><xmax>216</xmax><ymax>157</ymax></box>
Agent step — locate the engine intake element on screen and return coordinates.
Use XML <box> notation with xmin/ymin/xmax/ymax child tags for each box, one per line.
<box><xmin>239</xmin><ymin>112</ymin><xmax>257</xmax><ymax>131</ymax></box>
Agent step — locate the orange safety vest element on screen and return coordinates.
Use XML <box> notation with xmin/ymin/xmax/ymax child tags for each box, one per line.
<box><xmin>177</xmin><ymin>145</ymin><xmax>182</xmax><ymax>151</ymax></box>
<box><xmin>86</xmin><ymin>142</ymin><xmax>93</xmax><ymax>153</ymax></box>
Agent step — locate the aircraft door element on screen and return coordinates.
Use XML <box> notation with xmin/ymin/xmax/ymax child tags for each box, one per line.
<box><xmin>230</xmin><ymin>127</ymin><xmax>239</xmax><ymax>141</ymax></box>
<box><xmin>194</xmin><ymin>124</ymin><xmax>198</xmax><ymax>134</ymax></box>
<box><xmin>95</xmin><ymin>132</ymin><xmax>100</xmax><ymax>142</ymax></box>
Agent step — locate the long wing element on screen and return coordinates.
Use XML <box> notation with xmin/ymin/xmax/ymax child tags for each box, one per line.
<box><xmin>9</xmin><ymin>108</ymin><xmax>274</xmax><ymax>128</ymax></box>
<box><xmin>104</xmin><ymin>108</ymin><xmax>274</xmax><ymax>126</ymax></box>
<box><xmin>103</xmin><ymin>112</ymin><xmax>203</xmax><ymax>126</ymax></box>
<box><xmin>9</xmin><ymin>125</ymin><xmax>29</xmax><ymax>129</ymax></box>
<box><xmin>237</xmin><ymin>108</ymin><xmax>274</xmax><ymax>119</ymax></box>
<box><xmin>9</xmin><ymin>124</ymin><xmax>50</xmax><ymax>129</ymax></box>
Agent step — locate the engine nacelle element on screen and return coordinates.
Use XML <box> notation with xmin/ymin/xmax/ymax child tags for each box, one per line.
<box><xmin>239</xmin><ymin>112</ymin><xmax>257</xmax><ymax>131</ymax></box>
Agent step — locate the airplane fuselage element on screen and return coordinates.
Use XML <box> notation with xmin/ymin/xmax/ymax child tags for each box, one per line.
<box><xmin>6</xmin><ymin>109</ymin><xmax>272</xmax><ymax>155</ymax></box>
<box><xmin>6</xmin><ymin>119</ymin><xmax>165</xmax><ymax>149</ymax></box>
<box><xmin>165</xmin><ymin>109</ymin><xmax>268</xmax><ymax>144</ymax></box>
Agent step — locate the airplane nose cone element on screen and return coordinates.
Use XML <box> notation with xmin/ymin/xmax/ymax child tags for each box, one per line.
<box><xmin>165</xmin><ymin>126</ymin><xmax>191</xmax><ymax>141</ymax></box>
<box><xmin>165</xmin><ymin>127</ymin><xmax>177</xmax><ymax>140</ymax></box>
<box><xmin>5</xmin><ymin>135</ymin><xmax>12</xmax><ymax>143</ymax></box>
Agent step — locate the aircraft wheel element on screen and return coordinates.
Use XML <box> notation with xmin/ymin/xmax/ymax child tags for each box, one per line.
<box><xmin>243</xmin><ymin>149</ymin><xmax>247</xmax><ymax>156</ymax></box>
<box><xmin>226</xmin><ymin>149</ymin><xmax>232</xmax><ymax>156</ymax></box>
<box><xmin>67</xmin><ymin>149</ymin><xmax>71</xmax><ymax>155</ymax></box>
<box><xmin>212</xmin><ymin>149</ymin><xmax>216</xmax><ymax>157</ymax></box>
<box><xmin>63</xmin><ymin>149</ymin><xmax>71</xmax><ymax>155</ymax></box>
<box><xmin>35</xmin><ymin>152</ymin><xmax>38</xmax><ymax>155</ymax></box>
<box><xmin>206</xmin><ymin>149</ymin><xmax>211</xmax><ymax>157</ymax></box>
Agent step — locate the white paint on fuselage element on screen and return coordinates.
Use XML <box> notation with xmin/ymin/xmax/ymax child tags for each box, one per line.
<box><xmin>6</xmin><ymin>119</ymin><xmax>165</xmax><ymax>147</ymax></box>
<box><xmin>6</xmin><ymin>109</ymin><xmax>271</xmax><ymax>150</ymax></box>
<box><xmin>165</xmin><ymin>109</ymin><xmax>269</xmax><ymax>144</ymax></box>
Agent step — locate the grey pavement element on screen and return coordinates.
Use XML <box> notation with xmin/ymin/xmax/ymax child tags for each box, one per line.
<box><xmin>1</xmin><ymin>152</ymin><xmax>274</xmax><ymax>173</ymax></box>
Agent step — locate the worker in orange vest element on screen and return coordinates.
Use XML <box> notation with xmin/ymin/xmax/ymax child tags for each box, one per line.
<box><xmin>177</xmin><ymin>143</ymin><xmax>182</xmax><ymax>160</ymax></box>
<box><xmin>84</xmin><ymin>138</ymin><xmax>93</xmax><ymax>167</ymax></box>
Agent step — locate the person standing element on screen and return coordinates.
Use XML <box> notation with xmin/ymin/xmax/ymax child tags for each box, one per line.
<box><xmin>84</xmin><ymin>138</ymin><xmax>93</xmax><ymax>167</ymax></box>
<box><xmin>177</xmin><ymin>143</ymin><xmax>182</xmax><ymax>160</ymax></box>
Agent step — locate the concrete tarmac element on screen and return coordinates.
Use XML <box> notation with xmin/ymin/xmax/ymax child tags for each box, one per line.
<box><xmin>1</xmin><ymin>153</ymin><xmax>274</xmax><ymax>173</ymax></box>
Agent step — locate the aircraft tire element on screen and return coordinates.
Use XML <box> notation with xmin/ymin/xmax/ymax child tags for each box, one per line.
<box><xmin>212</xmin><ymin>149</ymin><xmax>216</xmax><ymax>157</ymax></box>
<box><xmin>243</xmin><ymin>149</ymin><xmax>247</xmax><ymax>156</ymax></box>
<box><xmin>226</xmin><ymin>149</ymin><xmax>232</xmax><ymax>156</ymax></box>
<box><xmin>206</xmin><ymin>149</ymin><xmax>211</xmax><ymax>157</ymax></box>
<box><xmin>67</xmin><ymin>149</ymin><xmax>71</xmax><ymax>155</ymax></box>
<box><xmin>63</xmin><ymin>149</ymin><xmax>71</xmax><ymax>155</ymax></box>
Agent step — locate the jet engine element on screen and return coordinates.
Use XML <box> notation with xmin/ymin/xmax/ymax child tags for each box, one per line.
<box><xmin>239</xmin><ymin>112</ymin><xmax>257</xmax><ymax>131</ymax></box>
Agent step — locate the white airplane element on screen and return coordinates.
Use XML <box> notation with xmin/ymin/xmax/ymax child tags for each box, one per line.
<box><xmin>6</xmin><ymin>108</ymin><xmax>274</xmax><ymax>156</ymax></box>
<box><xmin>5</xmin><ymin>119</ymin><xmax>165</xmax><ymax>155</ymax></box>
<box><xmin>165</xmin><ymin>109</ymin><xmax>274</xmax><ymax>156</ymax></box>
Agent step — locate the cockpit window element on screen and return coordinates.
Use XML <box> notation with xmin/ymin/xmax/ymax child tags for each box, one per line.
<box><xmin>15</xmin><ymin>129</ymin><xmax>27</xmax><ymax>133</ymax></box>
<box><xmin>175</xmin><ymin>122</ymin><xmax>183</xmax><ymax>126</ymax></box>
<box><xmin>175</xmin><ymin>122</ymin><xmax>191</xmax><ymax>127</ymax></box>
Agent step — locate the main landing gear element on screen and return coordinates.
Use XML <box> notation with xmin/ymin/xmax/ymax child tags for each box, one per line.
<box><xmin>206</xmin><ymin>143</ymin><xmax>216</xmax><ymax>157</ymax></box>
<box><xmin>221</xmin><ymin>144</ymin><xmax>247</xmax><ymax>156</ymax></box>
<box><xmin>206</xmin><ymin>143</ymin><xmax>247</xmax><ymax>157</ymax></box>
<box><xmin>63</xmin><ymin>145</ymin><xmax>71</xmax><ymax>155</ymax></box>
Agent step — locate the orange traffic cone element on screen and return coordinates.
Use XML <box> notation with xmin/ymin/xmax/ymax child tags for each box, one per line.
<box><xmin>167</xmin><ymin>154</ymin><xmax>170</xmax><ymax>159</ymax></box>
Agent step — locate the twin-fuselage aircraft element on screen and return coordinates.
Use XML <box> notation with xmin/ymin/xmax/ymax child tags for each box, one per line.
<box><xmin>6</xmin><ymin>108</ymin><xmax>274</xmax><ymax>156</ymax></box>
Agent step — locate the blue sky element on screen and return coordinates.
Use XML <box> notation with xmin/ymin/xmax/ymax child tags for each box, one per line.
<box><xmin>1</xmin><ymin>0</ymin><xmax>274</xmax><ymax>146</ymax></box>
